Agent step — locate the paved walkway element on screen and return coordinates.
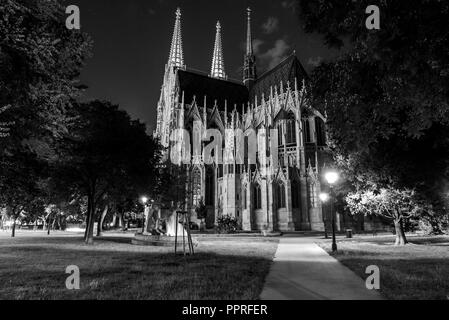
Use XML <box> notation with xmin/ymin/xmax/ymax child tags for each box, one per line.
<box><xmin>260</xmin><ymin>237</ymin><xmax>383</xmax><ymax>300</ymax></box>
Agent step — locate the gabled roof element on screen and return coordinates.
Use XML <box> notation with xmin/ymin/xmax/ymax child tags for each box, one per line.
<box><xmin>250</xmin><ymin>54</ymin><xmax>308</xmax><ymax>102</ymax></box>
<box><xmin>177</xmin><ymin>69</ymin><xmax>248</xmax><ymax>110</ymax></box>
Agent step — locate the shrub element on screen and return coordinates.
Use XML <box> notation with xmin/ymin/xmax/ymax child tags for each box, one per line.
<box><xmin>217</xmin><ymin>215</ymin><xmax>239</xmax><ymax>234</ymax></box>
<box><xmin>418</xmin><ymin>212</ymin><xmax>449</xmax><ymax>235</ymax></box>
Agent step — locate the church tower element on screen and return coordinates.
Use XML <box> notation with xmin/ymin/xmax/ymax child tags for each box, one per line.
<box><xmin>156</xmin><ymin>8</ymin><xmax>185</xmax><ymax>147</ymax></box>
<box><xmin>168</xmin><ymin>8</ymin><xmax>184</xmax><ymax>68</ymax></box>
<box><xmin>210</xmin><ymin>21</ymin><xmax>227</xmax><ymax>80</ymax></box>
<box><xmin>243</xmin><ymin>8</ymin><xmax>257</xmax><ymax>90</ymax></box>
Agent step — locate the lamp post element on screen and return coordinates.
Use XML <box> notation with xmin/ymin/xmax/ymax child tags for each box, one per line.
<box><xmin>141</xmin><ymin>196</ymin><xmax>148</xmax><ymax>233</ymax></box>
<box><xmin>324</xmin><ymin>171</ymin><xmax>339</xmax><ymax>252</ymax></box>
<box><xmin>319</xmin><ymin>192</ymin><xmax>329</xmax><ymax>239</ymax></box>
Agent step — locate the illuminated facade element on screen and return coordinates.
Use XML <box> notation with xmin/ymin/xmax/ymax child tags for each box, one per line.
<box><xmin>155</xmin><ymin>8</ymin><xmax>329</xmax><ymax>231</ymax></box>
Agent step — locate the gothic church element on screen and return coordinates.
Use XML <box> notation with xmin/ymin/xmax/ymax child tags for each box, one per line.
<box><xmin>155</xmin><ymin>8</ymin><xmax>328</xmax><ymax>231</ymax></box>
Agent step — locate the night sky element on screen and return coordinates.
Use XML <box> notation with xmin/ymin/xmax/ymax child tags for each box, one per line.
<box><xmin>73</xmin><ymin>0</ymin><xmax>342</xmax><ymax>132</ymax></box>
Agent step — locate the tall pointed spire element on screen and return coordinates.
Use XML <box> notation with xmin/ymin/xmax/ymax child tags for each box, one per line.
<box><xmin>246</xmin><ymin>8</ymin><xmax>253</xmax><ymax>56</ymax></box>
<box><xmin>210</xmin><ymin>21</ymin><xmax>227</xmax><ymax>79</ymax></box>
<box><xmin>168</xmin><ymin>8</ymin><xmax>184</xmax><ymax>68</ymax></box>
<box><xmin>243</xmin><ymin>8</ymin><xmax>257</xmax><ymax>89</ymax></box>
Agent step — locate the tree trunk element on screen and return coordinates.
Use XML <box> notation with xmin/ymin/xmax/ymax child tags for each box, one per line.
<box><xmin>84</xmin><ymin>192</ymin><xmax>96</xmax><ymax>244</ymax></box>
<box><xmin>119</xmin><ymin>211</ymin><xmax>126</xmax><ymax>231</ymax></box>
<box><xmin>111</xmin><ymin>212</ymin><xmax>117</xmax><ymax>229</ymax></box>
<box><xmin>96</xmin><ymin>205</ymin><xmax>109</xmax><ymax>237</ymax></box>
<box><xmin>47</xmin><ymin>218</ymin><xmax>51</xmax><ymax>235</ymax></box>
<box><xmin>11</xmin><ymin>220</ymin><xmax>16</xmax><ymax>238</ymax></box>
<box><xmin>394</xmin><ymin>219</ymin><xmax>407</xmax><ymax>246</ymax></box>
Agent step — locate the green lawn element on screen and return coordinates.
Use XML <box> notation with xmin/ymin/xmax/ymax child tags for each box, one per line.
<box><xmin>319</xmin><ymin>234</ymin><xmax>449</xmax><ymax>300</ymax></box>
<box><xmin>0</xmin><ymin>231</ymin><xmax>278</xmax><ymax>300</ymax></box>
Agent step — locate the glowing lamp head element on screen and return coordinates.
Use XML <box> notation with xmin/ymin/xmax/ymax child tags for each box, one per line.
<box><xmin>324</xmin><ymin>171</ymin><xmax>339</xmax><ymax>185</ymax></box>
<box><xmin>141</xmin><ymin>196</ymin><xmax>148</xmax><ymax>204</ymax></box>
<box><xmin>319</xmin><ymin>193</ymin><xmax>329</xmax><ymax>202</ymax></box>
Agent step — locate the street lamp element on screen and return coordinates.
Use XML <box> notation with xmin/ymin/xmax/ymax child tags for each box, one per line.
<box><xmin>141</xmin><ymin>196</ymin><xmax>149</xmax><ymax>233</ymax></box>
<box><xmin>319</xmin><ymin>192</ymin><xmax>330</xmax><ymax>239</ymax></box>
<box><xmin>319</xmin><ymin>192</ymin><xmax>329</xmax><ymax>203</ymax></box>
<box><xmin>324</xmin><ymin>170</ymin><xmax>339</xmax><ymax>252</ymax></box>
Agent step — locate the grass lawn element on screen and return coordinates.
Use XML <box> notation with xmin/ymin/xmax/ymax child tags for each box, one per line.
<box><xmin>319</xmin><ymin>234</ymin><xmax>449</xmax><ymax>300</ymax></box>
<box><xmin>0</xmin><ymin>231</ymin><xmax>278</xmax><ymax>300</ymax></box>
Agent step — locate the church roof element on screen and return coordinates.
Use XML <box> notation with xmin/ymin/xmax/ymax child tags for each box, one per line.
<box><xmin>176</xmin><ymin>54</ymin><xmax>308</xmax><ymax>109</ymax></box>
<box><xmin>177</xmin><ymin>69</ymin><xmax>248</xmax><ymax>110</ymax></box>
<box><xmin>250</xmin><ymin>54</ymin><xmax>308</xmax><ymax>101</ymax></box>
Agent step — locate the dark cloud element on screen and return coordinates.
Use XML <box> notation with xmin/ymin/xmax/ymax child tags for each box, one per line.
<box><xmin>259</xmin><ymin>38</ymin><xmax>291</xmax><ymax>71</ymax></box>
<box><xmin>261</xmin><ymin>17</ymin><xmax>279</xmax><ymax>34</ymax></box>
<box><xmin>307</xmin><ymin>56</ymin><xmax>323</xmax><ymax>67</ymax></box>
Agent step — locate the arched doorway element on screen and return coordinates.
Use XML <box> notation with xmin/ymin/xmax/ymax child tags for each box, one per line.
<box><xmin>205</xmin><ymin>166</ymin><xmax>215</xmax><ymax>228</ymax></box>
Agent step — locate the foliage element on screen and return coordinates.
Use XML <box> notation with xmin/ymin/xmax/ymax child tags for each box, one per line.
<box><xmin>346</xmin><ymin>188</ymin><xmax>427</xmax><ymax>221</ymax></box>
<box><xmin>217</xmin><ymin>215</ymin><xmax>239</xmax><ymax>234</ymax></box>
<box><xmin>0</xmin><ymin>0</ymin><xmax>92</xmax><ymax>236</ymax></box>
<box><xmin>346</xmin><ymin>188</ymin><xmax>430</xmax><ymax>244</ymax></box>
<box><xmin>195</xmin><ymin>199</ymin><xmax>208</xmax><ymax>221</ymax></box>
<box><xmin>56</xmin><ymin>100</ymin><xmax>162</xmax><ymax>243</ymax></box>
<box><xmin>298</xmin><ymin>0</ymin><xmax>449</xmax><ymax>232</ymax></box>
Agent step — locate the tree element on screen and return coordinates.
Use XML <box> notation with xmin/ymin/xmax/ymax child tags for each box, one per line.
<box><xmin>346</xmin><ymin>188</ymin><xmax>429</xmax><ymax>245</ymax></box>
<box><xmin>0</xmin><ymin>105</ymin><xmax>13</xmax><ymax>138</ymax></box>
<box><xmin>0</xmin><ymin>0</ymin><xmax>92</xmax><ymax>233</ymax></box>
<box><xmin>56</xmin><ymin>101</ymin><xmax>162</xmax><ymax>244</ymax></box>
<box><xmin>297</xmin><ymin>0</ymin><xmax>449</xmax><ymax>233</ymax></box>
<box><xmin>195</xmin><ymin>198</ymin><xmax>208</xmax><ymax>230</ymax></box>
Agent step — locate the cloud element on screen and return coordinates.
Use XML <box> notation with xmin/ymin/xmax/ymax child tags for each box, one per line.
<box><xmin>307</xmin><ymin>56</ymin><xmax>323</xmax><ymax>67</ymax></box>
<box><xmin>259</xmin><ymin>39</ymin><xmax>291</xmax><ymax>70</ymax></box>
<box><xmin>281</xmin><ymin>0</ymin><xmax>296</xmax><ymax>10</ymax></box>
<box><xmin>261</xmin><ymin>17</ymin><xmax>279</xmax><ymax>34</ymax></box>
<box><xmin>253</xmin><ymin>39</ymin><xmax>265</xmax><ymax>54</ymax></box>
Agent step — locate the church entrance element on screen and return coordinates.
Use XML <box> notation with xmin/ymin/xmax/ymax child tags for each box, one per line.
<box><xmin>205</xmin><ymin>167</ymin><xmax>215</xmax><ymax>229</ymax></box>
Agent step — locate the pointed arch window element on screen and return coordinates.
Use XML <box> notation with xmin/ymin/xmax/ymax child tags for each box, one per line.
<box><xmin>192</xmin><ymin>167</ymin><xmax>201</xmax><ymax>206</ymax></box>
<box><xmin>308</xmin><ymin>181</ymin><xmax>317</xmax><ymax>208</ymax></box>
<box><xmin>302</xmin><ymin>119</ymin><xmax>311</xmax><ymax>143</ymax></box>
<box><xmin>315</xmin><ymin>117</ymin><xmax>326</xmax><ymax>146</ymax></box>
<box><xmin>243</xmin><ymin>187</ymin><xmax>247</xmax><ymax>209</ymax></box>
<box><xmin>253</xmin><ymin>184</ymin><xmax>262</xmax><ymax>209</ymax></box>
<box><xmin>276</xmin><ymin>182</ymin><xmax>286</xmax><ymax>209</ymax></box>
<box><xmin>276</xmin><ymin>122</ymin><xmax>284</xmax><ymax>146</ymax></box>
<box><xmin>292</xmin><ymin>180</ymin><xmax>300</xmax><ymax>209</ymax></box>
<box><xmin>205</xmin><ymin>167</ymin><xmax>214</xmax><ymax>206</ymax></box>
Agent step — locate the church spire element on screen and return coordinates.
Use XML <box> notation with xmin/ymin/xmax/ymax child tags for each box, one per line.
<box><xmin>168</xmin><ymin>8</ymin><xmax>184</xmax><ymax>68</ymax></box>
<box><xmin>246</xmin><ymin>8</ymin><xmax>253</xmax><ymax>56</ymax></box>
<box><xmin>210</xmin><ymin>21</ymin><xmax>227</xmax><ymax>80</ymax></box>
<box><xmin>243</xmin><ymin>8</ymin><xmax>257</xmax><ymax>89</ymax></box>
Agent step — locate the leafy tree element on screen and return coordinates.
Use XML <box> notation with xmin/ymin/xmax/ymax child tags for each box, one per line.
<box><xmin>297</xmin><ymin>0</ymin><xmax>449</xmax><ymax>236</ymax></box>
<box><xmin>56</xmin><ymin>101</ymin><xmax>162</xmax><ymax>244</ymax></box>
<box><xmin>0</xmin><ymin>105</ymin><xmax>13</xmax><ymax>138</ymax></box>
<box><xmin>346</xmin><ymin>188</ymin><xmax>429</xmax><ymax>245</ymax></box>
<box><xmin>0</xmin><ymin>0</ymin><xmax>92</xmax><ymax>234</ymax></box>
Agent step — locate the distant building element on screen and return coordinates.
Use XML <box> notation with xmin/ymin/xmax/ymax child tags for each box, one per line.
<box><xmin>155</xmin><ymin>8</ymin><xmax>331</xmax><ymax>232</ymax></box>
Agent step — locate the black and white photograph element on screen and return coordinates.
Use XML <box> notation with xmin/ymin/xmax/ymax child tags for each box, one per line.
<box><xmin>1</xmin><ymin>0</ymin><xmax>449</xmax><ymax>310</ymax></box>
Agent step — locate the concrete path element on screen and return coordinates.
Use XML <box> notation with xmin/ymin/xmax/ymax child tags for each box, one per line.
<box><xmin>260</xmin><ymin>237</ymin><xmax>383</xmax><ymax>300</ymax></box>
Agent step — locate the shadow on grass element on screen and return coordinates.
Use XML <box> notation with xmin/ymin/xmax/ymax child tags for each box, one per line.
<box><xmin>0</xmin><ymin>238</ymin><xmax>277</xmax><ymax>300</ymax></box>
<box><xmin>335</xmin><ymin>257</ymin><xmax>449</xmax><ymax>300</ymax></box>
<box><xmin>320</xmin><ymin>239</ymin><xmax>449</xmax><ymax>300</ymax></box>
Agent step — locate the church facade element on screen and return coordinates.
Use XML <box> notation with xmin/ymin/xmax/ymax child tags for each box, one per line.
<box><xmin>155</xmin><ymin>8</ymin><xmax>329</xmax><ymax>232</ymax></box>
